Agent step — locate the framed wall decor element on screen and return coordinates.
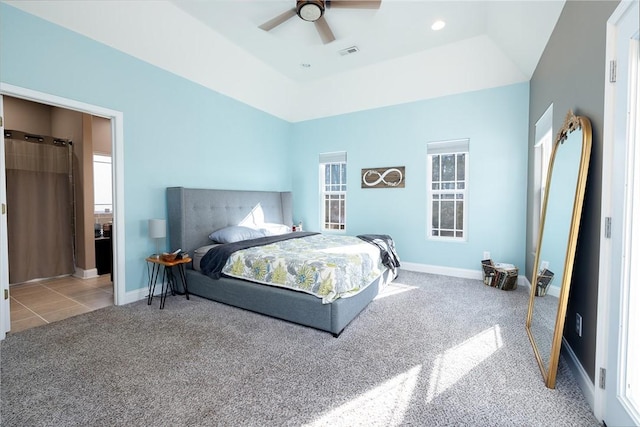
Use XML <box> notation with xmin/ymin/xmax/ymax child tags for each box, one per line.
<box><xmin>361</xmin><ymin>166</ymin><xmax>405</xmax><ymax>189</ymax></box>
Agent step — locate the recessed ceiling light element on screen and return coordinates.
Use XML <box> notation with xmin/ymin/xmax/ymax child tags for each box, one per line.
<box><xmin>300</xmin><ymin>63</ymin><xmax>311</xmax><ymax>68</ymax></box>
<box><xmin>431</xmin><ymin>20</ymin><xmax>446</xmax><ymax>31</ymax></box>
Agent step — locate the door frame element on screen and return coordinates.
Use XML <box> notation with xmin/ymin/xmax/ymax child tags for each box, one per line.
<box><xmin>0</xmin><ymin>91</ymin><xmax>8</xmax><ymax>338</ymax></box>
<box><xmin>594</xmin><ymin>0</ymin><xmax>639</xmax><ymax>424</ymax></box>
<box><xmin>0</xmin><ymin>83</ymin><xmax>125</xmax><ymax>340</ymax></box>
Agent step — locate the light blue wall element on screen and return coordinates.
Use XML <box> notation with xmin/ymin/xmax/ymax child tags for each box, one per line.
<box><xmin>1</xmin><ymin>3</ymin><xmax>530</xmax><ymax>292</ymax></box>
<box><xmin>0</xmin><ymin>4</ymin><xmax>291</xmax><ymax>292</ymax></box>
<box><xmin>290</xmin><ymin>83</ymin><xmax>530</xmax><ymax>270</ymax></box>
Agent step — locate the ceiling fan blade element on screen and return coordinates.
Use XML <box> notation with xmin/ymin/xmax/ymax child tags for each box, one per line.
<box><xmin>315</xmin><ymin>16</ymin><xmax>336</xmax><ymax>44</ymax></box>
<box><xmin>328</xmin><ymin>0</ymin><xmax>381</xmax><ymax>9</ymax></box>
<box><xmin>258</xmin><ymin>8</ymin><xmax>297</xmax><ymax>31</ymax></box>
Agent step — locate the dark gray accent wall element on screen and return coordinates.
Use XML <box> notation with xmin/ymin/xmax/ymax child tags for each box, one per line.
<box><xmin>527</xmin><ymin>0</ymin><xmax>619</xmax><ymax>382</ymax></box>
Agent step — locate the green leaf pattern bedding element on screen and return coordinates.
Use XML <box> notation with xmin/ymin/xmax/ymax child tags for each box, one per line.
<box><xmin>222</xmin><ymin>234</ymin><xmax>384</xmax><ymax>303</ymax></box>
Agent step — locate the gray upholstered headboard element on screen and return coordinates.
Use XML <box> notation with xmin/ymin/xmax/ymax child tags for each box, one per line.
<box><xmin>166</xmin><ymin>187</ymin><xmax>293</xmax><ymax>256</ymax></box>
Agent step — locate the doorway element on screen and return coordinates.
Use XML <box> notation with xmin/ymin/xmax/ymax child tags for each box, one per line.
<box><xmin>0</xmin><ymin>84</ymin><xmax>125</xmax><ymax>340</ymax></box>
<box><xmin>4</xmin><ymin>98</ymin><xmax>112</xmax><ymax>333</ymax></box>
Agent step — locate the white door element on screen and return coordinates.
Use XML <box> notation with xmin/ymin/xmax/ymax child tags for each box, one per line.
<box><xmin>0</xmin><ymin>95</ymin><xmax>10</xmax><ymax>339</ymax></box>
<box><xmin>596</xmin><ymin>1</ymin><xmax>640</xmax><ymax>425</ymax></box>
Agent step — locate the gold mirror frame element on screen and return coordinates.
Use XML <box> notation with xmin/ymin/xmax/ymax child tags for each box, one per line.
<box><xmin>526</xmin><ymin>110</ymin><xmax>592</xmax><ymax>389</ymax></box>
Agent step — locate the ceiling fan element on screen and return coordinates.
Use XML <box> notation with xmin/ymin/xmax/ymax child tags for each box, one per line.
<box><xmin>259</xmin><ymin>0</ymin><xmax>382</xmax><ymax>44</ymax></box>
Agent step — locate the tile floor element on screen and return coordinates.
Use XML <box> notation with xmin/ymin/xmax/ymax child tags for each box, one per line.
<box><xmin>9</xmin><ymin>274</ymin><xmax>113</xmax><ymax>334</ymax></box>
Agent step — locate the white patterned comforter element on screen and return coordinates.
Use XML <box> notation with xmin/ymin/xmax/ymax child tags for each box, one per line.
<box><xmin>221</xmin><ymin>234</ymin><xmax>384</xmax><ymax>303</ymax></box>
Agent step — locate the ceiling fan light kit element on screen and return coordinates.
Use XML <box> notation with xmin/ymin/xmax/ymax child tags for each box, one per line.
<box><xmin>259</xmin><ymin>0</ymin><xmax>382</xmax><ymax>45</ymax></box>
<box><xmin>297</xmin><ymin>0</ymin><xmax>325</xmax><ymax>22</ymax></box>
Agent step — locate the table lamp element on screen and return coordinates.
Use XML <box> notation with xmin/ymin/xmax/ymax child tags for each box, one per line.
<box><xmin>148</xmin><ymin>219</ymin><xmax>166</xmax><ymax>259</ymax></box>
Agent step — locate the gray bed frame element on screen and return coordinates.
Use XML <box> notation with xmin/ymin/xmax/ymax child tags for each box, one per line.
<box><xmin>166</xmin><ymin>187</ymin><xmax>394</xmax><ymax>337</ymax></box>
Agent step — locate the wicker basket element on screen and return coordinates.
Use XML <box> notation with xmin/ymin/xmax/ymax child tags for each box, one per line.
<box><xmin>535</xmin><ymin>269</ymin><xmax>554</xmax><ymax>296</ymax></box>
<box><xmin>481</xmin><ymin>260</ymin><xmax>518</xmax><ymax>291</ymax></box>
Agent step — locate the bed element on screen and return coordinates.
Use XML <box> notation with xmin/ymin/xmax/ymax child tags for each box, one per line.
<box><xmin>166</xmin><ymin>187</ymin><xmax>398</xmax><ymax>336</ymax></box>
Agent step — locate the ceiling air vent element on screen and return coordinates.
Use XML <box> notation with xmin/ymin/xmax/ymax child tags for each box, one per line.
<box><xmin>339</xmin><ymin>46</ymin><xmax>360</xmax><ymax>56</ymax></box>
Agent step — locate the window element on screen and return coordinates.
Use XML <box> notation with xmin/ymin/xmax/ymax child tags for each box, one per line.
<box><xmin>427</xmin><ymin>139</ymin><xmax>469</xmax><ymax>240</ymax></box>
<box><xmin>533</xmin><ymin>104</ymin><xmax>553</xmax><ymax>253</ymax></box>
<box><xmin>319</xmin><ymin>151</ymin><xmax>347</xmax><ymax>231</ymax></box>
<box><xmin>93</xmin><ymin>154</ymin><xmax>112</xmax><ymax>213</ymax></box>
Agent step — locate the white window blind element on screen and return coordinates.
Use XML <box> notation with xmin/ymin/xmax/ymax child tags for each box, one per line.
<box><xmin>319</xmin><ymin>151</ymin><xmax>347</xmax><ymax>163</ymax></box>
<box><xmin>427</xmin><ymin>139</ymin><xmax>469</xmax><ymax>155</ymax></box>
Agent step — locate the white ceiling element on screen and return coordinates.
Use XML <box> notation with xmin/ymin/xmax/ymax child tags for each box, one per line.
<box><xmin>4</xmin><ymin>0</ymin><xmax>565</xmax><ymax>122</ymax></box>
<box><xmin>171</xmin><ymin>0</ymin><xmax>562</xmax><ymax>82</ymax></box>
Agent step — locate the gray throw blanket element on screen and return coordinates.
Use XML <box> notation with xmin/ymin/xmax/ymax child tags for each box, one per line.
<box><xmin>357</xmin><ymin>234</ymin><xmax>401</xmax><ymax>274</ymax></box>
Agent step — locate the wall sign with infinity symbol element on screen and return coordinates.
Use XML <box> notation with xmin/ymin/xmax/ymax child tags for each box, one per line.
<box><xmin>361</xmin><ymin>166</ymin><xmax>405</xmax><ymax>189</ymax></box>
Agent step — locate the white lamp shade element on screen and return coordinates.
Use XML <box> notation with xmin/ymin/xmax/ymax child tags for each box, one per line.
<box><xmin>148</xmin><ymin>219</ymin><xmax>166</xmax><ymax>239</ymax></box>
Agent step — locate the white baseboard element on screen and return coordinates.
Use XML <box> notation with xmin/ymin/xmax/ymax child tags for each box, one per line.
<box><xmin>546</xmin><ymin>285</ymin><xmax>560</xmax><ymax>298</ymax></box>
<box><xmin>122</xmin><ymin>282</ymin><xmax>165</xmax><ymax>305</ymax></box>
<box><xmin>562</xmin><ymin>337</ymin><xmax>595</xmax><ymax>411</ymax></box>
<box><xmin>401</xmin><ymin>262</ymin><xmax>529</xmax><ymax>290</ymax></box>
<box><xmin>400</xmin><ymin>262</ymin><xmax>483</xmax><ymax>280</ymax></box>
<box><xmin>73</xmin><ymin>268</ymin><xmax>98</xmax><ymax>279</ymax></box>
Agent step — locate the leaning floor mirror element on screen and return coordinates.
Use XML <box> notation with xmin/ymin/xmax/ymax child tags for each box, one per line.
<box><xmin>526</xmin><ymin>110</ymin><xmax>592</xmax><ymax>389</ymax></box>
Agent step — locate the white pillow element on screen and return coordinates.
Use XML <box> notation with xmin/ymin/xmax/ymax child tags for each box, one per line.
<box><xmin>259</xmin><ymin>223</ymin><xmax>291</xmax><ymax>236</ymax></box>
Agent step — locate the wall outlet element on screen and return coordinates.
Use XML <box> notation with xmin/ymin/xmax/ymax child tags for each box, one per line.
<box><xmin>576</xmin><ymin>313</ymin><xmax>583</xmax><ymax>337</ymax></box>
<box><xmin>540</xmin><ymin>260</ymin><xmax>550</xmax><ymax>271</ymax></box>
<box><xmin>483</xmin><ymin>251</ymin><xmax>491</xmax><ymax>260</ymax></box>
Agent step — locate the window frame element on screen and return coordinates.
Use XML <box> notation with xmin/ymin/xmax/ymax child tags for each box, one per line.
<box><xmin>93</xmin><ymin>153</ymin><xmax>113</xmax><ymax>214</ymax></box>
<box><xmin>319</xmin><ymin>151</ymin><xmax>347</xmax><ymax>232</ymax></box>
<box><xmin>532</xmin><ymin>104</ymin><xmax>553</xmax><ymax>254</ymax></box>
<box><xmin>426</xmin><ymin>139</ymin><xmax>469</xmax><ymax>241</ymax></box>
